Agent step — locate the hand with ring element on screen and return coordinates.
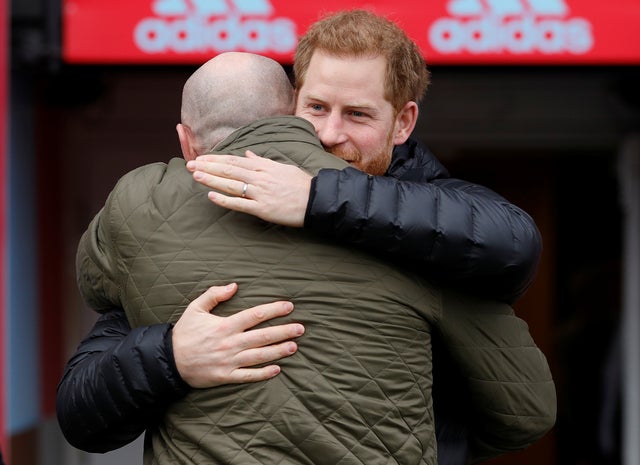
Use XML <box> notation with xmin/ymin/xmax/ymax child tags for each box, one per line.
<box><xmin>186</xmin><ymin>150</ymin><xmax>312</xmax><ymax>228</ymax></box>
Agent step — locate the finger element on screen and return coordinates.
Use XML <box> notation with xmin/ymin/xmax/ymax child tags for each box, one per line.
<box><xmin>228</xmin><ymin>301</ymin><xmax>295</xmax><ymax>331</ymax></box>
<box><xmin>196</xmin><ymin>153</ymin><xmax>268</xmax><ymax>172</ymax></box>
<box><xmin>238</xmin><ymin>323</ymin><xmax>305</xmax><ymax>352</ymax></box>
<box><xmin>185</xmin><ymin>158</ymin><xmax>223</xmax><ymax>174</ymax></box>
<box><xmin>192</xmin><ymin>170</ymin><xmax>249</xmax><ymax>197</ymax></box>
<box><xmin>207</xmin><ymin>191</ymin><xmax>256</xmax><ymax>215</ymax></box>
<box><xmin>188</xmin><ymin>158</ymin><xmax>248</xmax><ymax>182</ymax></box>
<box><xmin>186</xmin><ymin>283</ymin><xmax>238</xmax><ymax>315</ymax></box>
<box><xmin>227</xmin><ymin>365</ymin><xmax>283</xmax><ymax>384</ymax></box>
<box><xmin>234</xmin><ymin>340</ymin><xmax>299</xmax><ymax>369</ymax></box>
<box><xmin>192</xmin><ymin>154</ymin><xmax>216</xmax><ymax>163</ymax></box>
<box><xmin>240</xmin><ymin>181</ymin><xmax>249</xmax><ymax>198</ymax></box>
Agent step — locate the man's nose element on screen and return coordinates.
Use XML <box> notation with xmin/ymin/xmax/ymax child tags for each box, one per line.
<box><xmin>317</xmin><ymin>113</ymin><xmax>348</xmax><ymax>147</ymax></box>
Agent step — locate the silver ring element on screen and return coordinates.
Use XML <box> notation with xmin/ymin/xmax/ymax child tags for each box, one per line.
<box><xmin>241</xmin><ymin>183</ymin><xmax>248</xmax><ymax>198</ymax></box>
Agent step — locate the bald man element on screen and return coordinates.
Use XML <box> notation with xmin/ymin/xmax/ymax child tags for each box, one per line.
<box><xmin>176</xmin><ymin>52</ymin><xmax>295</xmax><ymax>161</ymax></box>
<box><xmin>59</xmin><ymin>52</ymin><xmax>311</xmax><ymax>450</ymax></box>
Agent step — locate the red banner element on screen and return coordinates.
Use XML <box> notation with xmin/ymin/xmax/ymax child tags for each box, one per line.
<box><xmin>63</xmin><ymin>0</ymin><xmax>640</xmax><ymax>65</ymax></box>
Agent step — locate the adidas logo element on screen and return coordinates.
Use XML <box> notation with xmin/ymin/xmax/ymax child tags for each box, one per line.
<box><xmin>446</xmin><ymin>0</ymin><xmax>568</xmax><ymax>17</ymax></box>
<box><xmin>150</xmin><ymin>0</ymin><xmax>273</xmax><ymax>17</ymax></box>
<box><xmin>134</xmin><ymin>0</ymin><xmax>297</xmax><ymax>55</ymax></box>
<box><xmin>429</xmin><ymin>0</ymin><xmax>594</xmax><ymax>55</ymax></box>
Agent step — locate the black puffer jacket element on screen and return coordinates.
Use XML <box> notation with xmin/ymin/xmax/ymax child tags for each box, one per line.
<box><xmin>57</xmin><ymin>138</ymin><xmax>543</xmax><ymax>459</ymax></box>
<box><xmin>56</xmin><ymin>309</ymin><xmax>186</xmax><ymax>453</ymax></box>
<box><xmin>307</xmin><ymin>138</ymin><xmax>541</xmax><ymax>304</ymax></box>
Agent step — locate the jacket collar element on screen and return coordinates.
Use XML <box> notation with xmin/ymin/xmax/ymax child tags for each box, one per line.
<box><xmin>389</xmin><ymin>138</ymin><xmax>450</xmax><ymax>182</ymax></box>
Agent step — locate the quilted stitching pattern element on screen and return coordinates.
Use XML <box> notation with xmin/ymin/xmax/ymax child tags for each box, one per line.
<box><xmin>77</xmin><ymin>117</ymin><xmax>555</xmax><ymax>464</ymax></box>
<box><xmin>129</xmin><ymin>176</ymin><xmax>439</xmax><ymax>464</ymax></box>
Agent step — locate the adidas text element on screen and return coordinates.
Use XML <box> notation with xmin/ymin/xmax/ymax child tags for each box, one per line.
<box><xmin>135</xmin><ymin>15</ymin><xmax>297</xmax><ymax>54</ymax></box>
<box><xmin>429</xmin><ymin>15</ymin><xmax>593</xmax><ymax>54</ymax></box>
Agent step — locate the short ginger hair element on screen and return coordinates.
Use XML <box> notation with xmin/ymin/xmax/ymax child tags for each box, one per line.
<box><xmin>294</xmin><ymin>9</ymin><xmax>430</xmax><ymax>112</ymax></box>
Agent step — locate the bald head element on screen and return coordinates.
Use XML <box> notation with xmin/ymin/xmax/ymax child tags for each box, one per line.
<box><xmin>181</xmin><ymin>52</ymin><xmax>295</xmax><ymax>153</ymax></box>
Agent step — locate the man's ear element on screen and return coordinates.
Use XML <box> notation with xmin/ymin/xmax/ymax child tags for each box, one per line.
<box><xmin>176</xmin><ymin>123</ymin><xmax>198</xmax><ymax>161</ymax></box>
<box><xmin>392</xmin><ymin>101</ymin><xmax>419</xmax><ymax>145</ymax></box>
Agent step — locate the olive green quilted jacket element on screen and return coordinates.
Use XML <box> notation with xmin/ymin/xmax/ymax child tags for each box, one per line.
<box><xmin>77</xmin><ymin>116</ymin><xmax>555</xmax><ymax>465</ymax></box>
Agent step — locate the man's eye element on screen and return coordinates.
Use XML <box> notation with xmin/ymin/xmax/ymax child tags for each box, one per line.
<box><xmin>311</xmin><ymin>104</ymin><xmax>323</xmax><ymax>111</ymax></box>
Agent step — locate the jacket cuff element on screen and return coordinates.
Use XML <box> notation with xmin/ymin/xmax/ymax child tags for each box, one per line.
<box><xmin>162</xmin><ymin>324</ymin><xmax>191</xmax><ymax>396</ymax></box>
<box><xmin>304</xmin><ymin>175</ymin><xmax>319</xmax><ymax>228</ymax></box>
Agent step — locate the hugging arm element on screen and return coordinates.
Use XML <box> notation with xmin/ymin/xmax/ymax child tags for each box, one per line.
<box><xmin>57</xmin><ymin>287</ymin><xmax>303</xmax><ymax>453</ymax></box>
<box><xmin>306</xmin><ymin>168</ymin><xmax>541</xmax><ymax>303</ymax></box>
<box><xmin>56</xmin><ymin>309</ymin><xmax>186</xmax><ymax>452</ymax></box>
<box><xmin>435</xmin><ymin>291</ymin><xmax>557</xmax><ymax>462</ymax></box>
<box><xmin>192</xmin><ymin>142</ymin><xmax>542</xmax><ymax>303</ymax></box>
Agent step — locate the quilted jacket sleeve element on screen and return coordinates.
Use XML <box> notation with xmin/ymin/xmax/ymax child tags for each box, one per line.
<box><xmin>56</xmin><ymin>308</ymin><xmax>189</xmax><ymax>453</ymax></box>
<box><xmin>76</xmin><ymin>162</ymin><xmax>170</xmax><ymax>314</ymax></box>
<box><xmin>436</xmin><ymin>290</ymin><xmax>557</xmax><ymax>462</ymax></box>
<box><xmin>305</xmin><ymin>168</ymin><xmax>541</xmax><ymax>304</ymax></box>
<box><xmin>76</xmin><ymin>207</ymin><xmax>122</xmax><ymax>313</ymax></box>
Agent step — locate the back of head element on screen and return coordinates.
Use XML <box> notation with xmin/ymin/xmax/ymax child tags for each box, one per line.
<box><xmin>294</xmin><ymin>9</ymin><xmax>430</xmax><ymax>111</ymax></box>
<box><xmin>181</xmin><ymin>52</ymin><xmax>295</xmax><ymax>153</ymax></box>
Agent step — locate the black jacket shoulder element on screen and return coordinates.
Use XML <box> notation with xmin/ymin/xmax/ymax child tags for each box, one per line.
<box><xmin>305</xmin><ymin>138</ymin><xmax>542</xmax><ymax>303</ymax></box>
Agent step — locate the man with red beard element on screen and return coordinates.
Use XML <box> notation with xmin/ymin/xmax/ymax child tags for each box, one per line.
<box><xmin>190</xmin><ymin>10</ymin><xmax>539</xmax><ymax>304</ymax></box>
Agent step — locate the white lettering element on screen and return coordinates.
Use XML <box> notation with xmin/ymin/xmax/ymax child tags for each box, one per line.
<box><xmin>536</xmin><ymin>19</ymin><xmax>564</xmax><ymax>54</ymax></box>
<box><xmin>134</xmin><ymin>15</ymin><xmax>297</xmax><ymax>55</ymax></box>
<box><xmin>191</xmin><ymin>0</ymin><xmax>227</xmax><ymax>16</ymax></box>
<box><xmin>565</xmin><ymin>18</ymin><xmax>593</xmax><ymax>54</ymax></box>
<box><xmin>485</xmin><ymin>0</ymin><xmax>525</xmax><ymax>17</ymax></box>
<box><xmin>209</xmin><ymin>16</ymin><xmax>243</xmax><ymax>50</ymax></box>
<box><xmin>169</xmin><ymin>17</ymin><xmax>206</xmax><ymax>52</ymax></box>
<box><xmin>465</xmin><ymin>17</ymin><xmax>497</xmax><ymax>53</ymax></box>
<box><xmin>270</xmin><ymin>18</ymin><xmax>298</xmax><ymax>53</ymax></box>
<box><xmin>429</xmin><ymin>18</ymin><xmax>465</xmax><ymax>53</ymax></box>
<box><xmin>528</xmin><ymin>0</ymin><xmax>568</xmax><ymax>16</ymax></box>
<box><xmin>135</xmin><ymin>18</ymin><xmax>169</xmax><ymax>53</ymax></box>
<box><xmin>503</xmin><ymin>16</ymin><xmax>537</xmax><ymax>53</ymax></box>
<box><xmin>429</xmin><ymin>15</ymin><xmax>594</xmax><ymax>55</ymax></box>
<box><xmin>242</xmin><ymin>19</ymin><xmax>271</xmax><ymax>51</ymax></box>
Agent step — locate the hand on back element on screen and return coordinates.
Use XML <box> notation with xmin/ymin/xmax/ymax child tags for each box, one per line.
<box><xmin>172</xmin><ymin>283</ymin><xmax>304</xmax><ymax>388</ymax></box>
<box><xmin>186</xmin><ymin>151</ymin><xmax>312</xmax><ymax>228</ymax></box>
